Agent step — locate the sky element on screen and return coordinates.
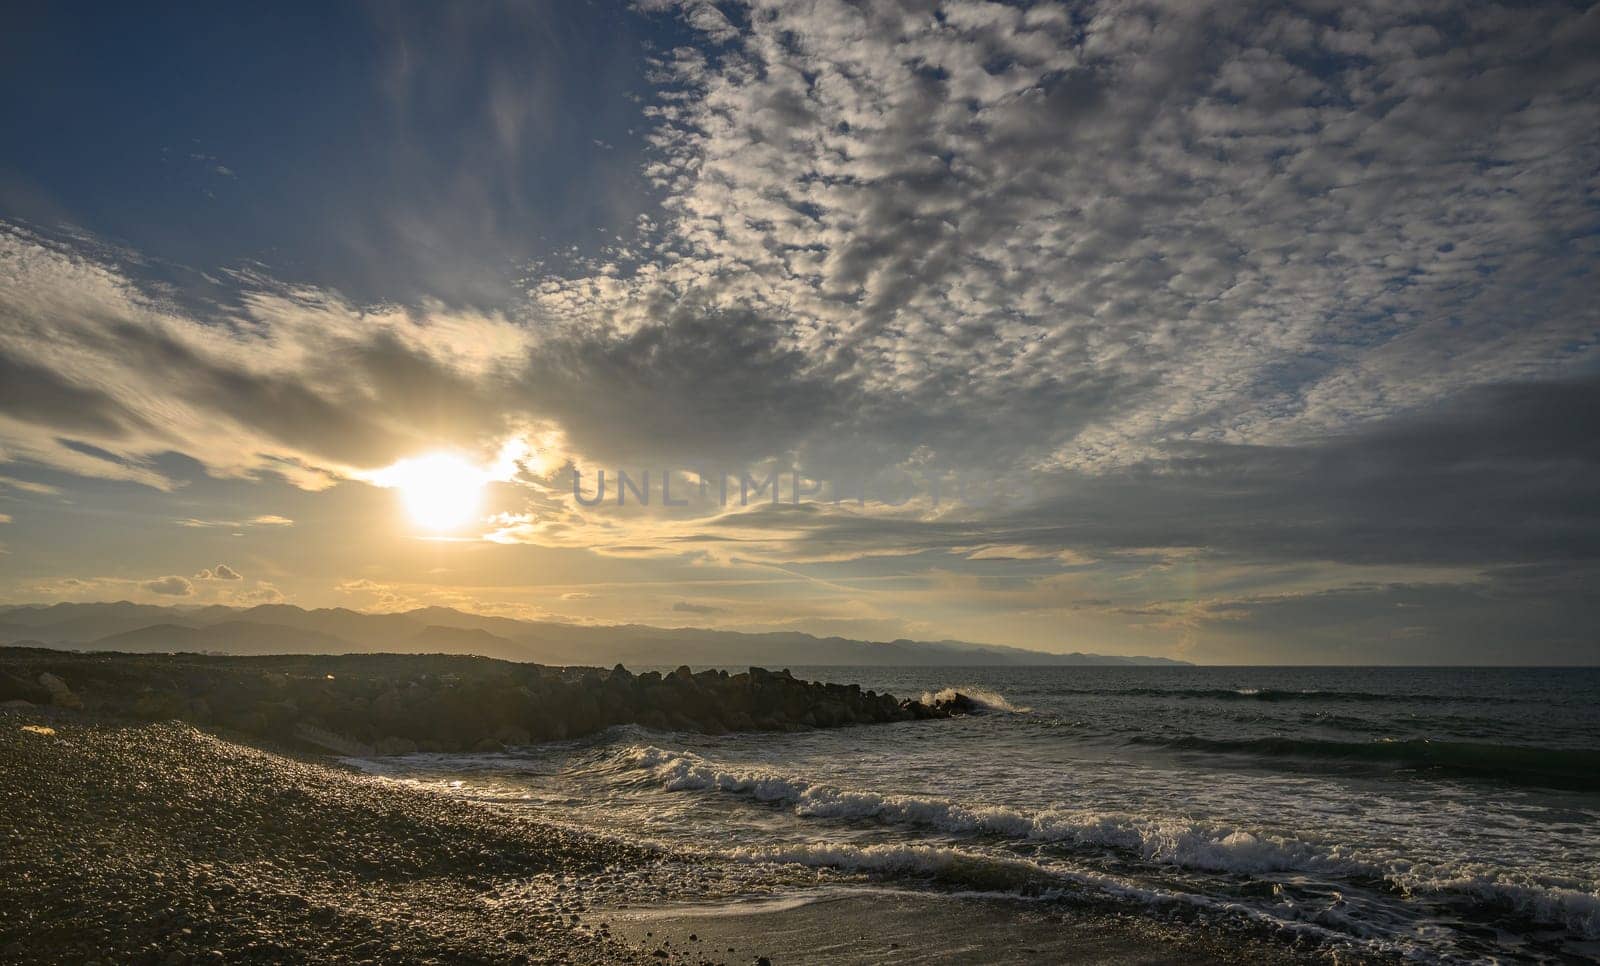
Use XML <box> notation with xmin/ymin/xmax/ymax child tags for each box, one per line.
<box><xmin>1</xmin><ymin>0</ymin><xmax>1597</xmax><ymax>664</ymax></box>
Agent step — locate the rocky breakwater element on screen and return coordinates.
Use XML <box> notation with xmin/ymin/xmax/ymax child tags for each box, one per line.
<box><xmin>0</xmin><ymin>647</ymin><xmax>955</xmax><ymax>755</ymax></box>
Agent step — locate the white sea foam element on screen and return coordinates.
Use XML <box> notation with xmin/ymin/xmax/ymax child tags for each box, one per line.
<box><xmin>626</xmin><ymin>745</ymin><xmax>1373</xmax><ymax>875</ymax></box>
<box><xmin>716</xmin><ymin>839</ymin><xmax>1428</xmax><ymax>959</ymax></box>
<box><xmin>623</xmin><ymin>745</ymin><xmax>1600</xmax><ymax>942</ymax></box>
<box><xmin>1397</xmin><ymin>870</ymin><xmax>1600</xmax><ymax>940</ymax></box>
<box><xmin>917</xmin><ymin>686</ymin><xmax>1029</xmax><ymax>713</ymax></box>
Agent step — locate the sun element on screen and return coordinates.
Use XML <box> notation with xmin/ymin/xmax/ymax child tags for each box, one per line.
<box><xmin>374</xmin><ymin>452</ymin><xmax>488</xmax><ymax>532</ymax></box>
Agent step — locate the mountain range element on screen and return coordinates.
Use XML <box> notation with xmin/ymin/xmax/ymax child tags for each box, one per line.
<box><xmin>0</xmin><ymin>601</ymin><xmax>1191</xmax><ymax>667</ymax></box>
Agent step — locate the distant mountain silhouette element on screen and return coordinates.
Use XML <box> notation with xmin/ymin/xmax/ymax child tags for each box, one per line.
<box><xmin>91</xmin><ymin>621</ymin><xmax>357</xmax><ymax>655</ymax></box>
<box><xmin>0</xmin><ymin>601</ymin><xmax>1191</xmax><ymax>666</ymax></box>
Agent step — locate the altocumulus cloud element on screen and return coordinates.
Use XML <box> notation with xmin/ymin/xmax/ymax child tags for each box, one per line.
<box><xmin>0</xmin><ymin>0</ymin><xmax>1596</xmax><ymax>660</ymax></box>
<box><xmin>1</xmin><ymin>1</ymin><xmax>1592</xmax><ymax>495</ymax></box>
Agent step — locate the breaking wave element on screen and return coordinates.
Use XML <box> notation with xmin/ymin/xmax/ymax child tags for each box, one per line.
<box><xmin>917</xmin><ymin>687</ymin><xmax>1029</xmax><ymax>713</ymax></box>
<box><xmin>619</xmin><ymin>746</ymin><xmax>1600</xmax><ymax>944</ymax></box>
<box><xmin>625</xmin><ymin>745</ymin><xmax>1379</xmax><ymax>876</ymax></box>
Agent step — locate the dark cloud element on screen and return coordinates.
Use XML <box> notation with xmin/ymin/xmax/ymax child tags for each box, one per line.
<box><xmin>520</xmin><ymin>304</ymin><xmax>852</xmax><ymax>466</ymax></box>
<box><xmin>0</xmin><ymin>351</ymin><xmax>146</xmax><ymax>438</ymax></box>
<box><xmin>1181</xmin><ymin>577</ymin><xmax>1600</xmax><ymax>666</ymax></box>
<box><xmin>707</xmin><ymin>372</ymin><xmax>1600</xmax><ymax>571</ymax></box>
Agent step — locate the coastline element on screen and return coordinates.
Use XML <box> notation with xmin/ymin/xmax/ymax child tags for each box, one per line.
<box><xmin>2</xmin><ymin>706</ymin><xmax>1323</xmax><ymax>965</ymax></box>
<box><xmin>604</xmin><ymin>890</ymin><xmax>1319</xmax><ymax>965</ymax></box>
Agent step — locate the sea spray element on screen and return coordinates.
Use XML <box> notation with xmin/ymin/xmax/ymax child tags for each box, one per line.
<box><xmin>916</xmin><ymin>687</ymin><xmax>1029</xmax><ymax>713</ymax></box>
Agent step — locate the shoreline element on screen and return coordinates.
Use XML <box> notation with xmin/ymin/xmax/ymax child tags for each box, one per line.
<box><xmin>604</xmin><ymin>889</ymin><xmax>1314</xmax><ymax>966</ymax></box>
<box><xmin>2</xmin><ymin>707</ymin><xmax>1326</xmax><ymax>965</ymax></box>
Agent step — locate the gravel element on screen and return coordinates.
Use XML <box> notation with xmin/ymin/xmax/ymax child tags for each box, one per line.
<box><xmin>0</xmin><ymin>707</ymin><xmax>661</xmax><ymax>965</ymax></box>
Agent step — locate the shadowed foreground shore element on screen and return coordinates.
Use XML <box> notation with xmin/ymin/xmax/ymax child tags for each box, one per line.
<box><xmin>1</xmin><ymin>707</ymin><xmax>664</xmax><ymax>964</ymax></box>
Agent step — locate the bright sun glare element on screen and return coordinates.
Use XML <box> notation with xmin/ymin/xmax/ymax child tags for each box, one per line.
<box><xmin>376</xmin><ymin>452</ymin><xmax>487</xmax><ymax>532</ymax></box>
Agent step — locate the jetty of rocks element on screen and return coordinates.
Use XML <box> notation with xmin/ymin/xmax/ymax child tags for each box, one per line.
<box><xmin>0</xmin><ymin>647</ymin><xmax>959</xmax><ymax>755</ymax></box>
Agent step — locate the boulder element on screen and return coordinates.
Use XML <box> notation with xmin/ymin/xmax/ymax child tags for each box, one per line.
<box><xmin>36</xmin><ymin>672</ymin><xmax>82</xmax><ymax>709</ymax></box>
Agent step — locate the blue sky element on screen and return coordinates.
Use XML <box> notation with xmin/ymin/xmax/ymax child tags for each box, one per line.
<box><xmin>2</xmin><ymin>2</ymin><xmax>672</xmax><ymax>304</ymax></box>
<box><xmin>1</xmin><ymin>0</ymin><xmax>1597</xmax><ymax>663</ymax></box>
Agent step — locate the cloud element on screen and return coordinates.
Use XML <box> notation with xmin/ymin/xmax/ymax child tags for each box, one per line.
<box><xmin>0</xmin><ymin>221</ymin><xmax>539</xmax><ymax>490</ymax></box>
<box><xmin>231</xmin><ymin>581</ymin><xmax>285</xmax><ymax>605</ymax></box>
<box><xmin>179</xmin><ymin>514</ymin><xmax>295</xmax><ymax>530</ymax></box>
<box><xmin>195</xmin><ymin>564</ymin><xmax>243</xmax><ymax>581</ymax></box>
<box><xmin>1168</xmin><ymin>575</ymin><xmax>1600</xmax><ymax>665</ymax></box>
<box><xmin>522</xmin><ymin>0</ymin><xmax>1597</xmax><ymax>483</ymax></box>
<box><xmin>671</xmin><ymin>601</ymin><xmax>726</xmax><ymax>615</ymax></box>
<box><xmin>142</xmin><ymin>575</ymin><xmax>194</xmax><ymax>597</ymax></box>
<box><xmin>0</xmin><ymin>475</ymin><xmax>61</xmax><ymax>496</ymax></box>
<box><xmin>5</xmin><ymin>0</ymin><xmax>1592</xmax><ymax>498</ymax></box>
<box><xmin>1</xmin><ymin>0</ymin><xmax>1597</xmax><ymax>660</ymax></box>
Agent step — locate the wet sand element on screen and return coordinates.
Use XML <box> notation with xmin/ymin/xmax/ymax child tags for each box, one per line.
<box><xmin>604</xmin><ymin>890</ymin><xmax>1317</xmax><ymax>965</ymax></box>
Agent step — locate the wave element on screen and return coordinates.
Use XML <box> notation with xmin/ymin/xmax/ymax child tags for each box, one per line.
<box><xmin>625</xmin><ymin>745</ymin><xmax>1378</xmax><ymax>876</ymax></box>
<box><xmin>620</xmin><ymin>745</ymin><xmax>1600</xmax><ymax>942</ymax></box>
<box><xmin>1399</xmin><ymin>871</ymin><xmax>1600</xmax><ymax>941</ymax></box>
<box><xmin>1129</xmin><ymin>735</ymin><xmax>1600</xmax><ymax>790</ymax></box>
<box><xmin>719</xmin><ymin>840</ymin><xmax>1427</xmax><ymax>957</ymax></box>
<box><xmin>917</xmin><ymin>687</ymin><xmax>1029</xmax><ymax>713</ymax></box>
<box><xmin>1055</xmin><ymin>686</ymin><xmax>1496</xmax><ymax>704</ymax></box>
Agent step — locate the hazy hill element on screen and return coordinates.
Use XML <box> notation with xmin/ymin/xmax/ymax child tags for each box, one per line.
<box><xmin>92</xmin><ymin>621</ymin><xmax>357</xmax><ymax>656</ymax></box>
<box><xmin>0</xmin><ymin>601</ymin><xmax>1190</xmax><ymax>667</ymax></box>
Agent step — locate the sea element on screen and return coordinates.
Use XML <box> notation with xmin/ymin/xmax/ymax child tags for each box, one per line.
<box><xmin>350</xmin><ymin>666</ymin><xmax>1600</xmax><ymax>963</ymax></box>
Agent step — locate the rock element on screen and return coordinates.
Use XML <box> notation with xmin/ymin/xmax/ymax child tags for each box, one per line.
<box><xmin>291</xmin><ymin>723</ymin><xmax>374</xmax><ymax>757</ymax></box>
<box><xmin>0</xmin><ymin>651</ymin><xmax>949</xmax><ymax>763</ymax></box>
<box><xmin>0</xmin><ymin>672</ymin><xmax>51</xmax><ymax>704</ymax></box>
<box><xmin>374</xmin><ymin>736</ymin><xmax>418</xmax><ymax>756</ymax></box>
<box><xmin>37</xmin><ymin>672</ymin><xmax>82</xmax><ymax>709</ymax></box>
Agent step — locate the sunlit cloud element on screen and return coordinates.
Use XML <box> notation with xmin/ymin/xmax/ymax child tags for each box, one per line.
<box><xmin>0</xmin><ymin>0</ymin><xmax>1595</xmax><ymax>662</ymax></box>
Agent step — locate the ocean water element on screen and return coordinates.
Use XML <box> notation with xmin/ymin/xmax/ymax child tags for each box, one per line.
<box><xmin>352</xmin><ymin>666</ymin><xmax>1600</xmax><ymax>962</ymax></box>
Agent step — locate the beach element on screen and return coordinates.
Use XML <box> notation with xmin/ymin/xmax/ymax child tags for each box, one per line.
<box><xmin>1</xmin><ymin>706</ymin><xmax>651</xmax><ymax>964</ymax></box>
<box><xmin>3</xmin><ymin>705</ymin><xmax>1315</xmax><ymax>965</ymax></box>
<box><xmin>6</xmin><ymin>660</ymin><xmax>1599</xmax><ymax>963</ymax></box>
